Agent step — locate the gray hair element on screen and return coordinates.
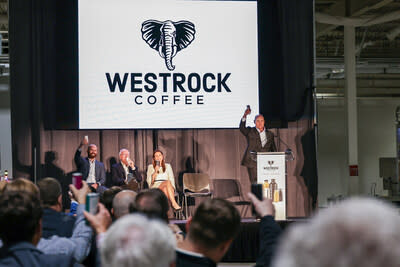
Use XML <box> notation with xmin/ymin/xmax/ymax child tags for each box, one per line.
<box><xmin>101</xmin><ymin>214</ymin><xmax>176</xmax><ymax>267</ymax></box>
<box><xmin>112</xmin><ymin>190</ymin><xmax>137</xmax><ymax>219</ymax></box>
<box><xmin>119</xmin><ymin>148</ymin><xmax>129</xmax><ymax>156</ymax></box>
<box><xmin>272</xmin><ymin>197</ymin><xmax>400</xmax><ymax>267</ymax></box>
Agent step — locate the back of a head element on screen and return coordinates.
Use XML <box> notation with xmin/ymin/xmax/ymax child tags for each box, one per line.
<box><xmin>37</xmin><ymin>177</ymin><xmax>62</xmax><ymax>208</ymax></box>
<box><xmin>0</xmin><ymin>190</ymin><xmax>42</xmax><ymax>245</ymax></box>
<box><xmin>130</xmin><ymin>189</ymin><xmax>169</xmax><ymax>223</ymax></box>
<box><xmin>112</xmin><ymin>190</ymin><xmax>137</xmax><ymax>219</ymax></box>
<box><xmin>101</xmin><ymin>214</ymin><xmax>176</xmax><ymax>267</ymax></box>
<box><xmin>3</xmin><ymin>178</ymin><xmax>40</xmax><ymax>198</ymax></box>
<box><xmin>272</xmin><ymin>197</ymin><xmax>400</xmax><ymax>267</ymax></box>
<box><xmin>188</xmin><ymin>198</ymin><xmax>241</xmax><ymax>249</ymax></box>
<box><xmin>101</xmin><ymin>186</ymin><xmax>122</xmax><ymax>214</ymax></box>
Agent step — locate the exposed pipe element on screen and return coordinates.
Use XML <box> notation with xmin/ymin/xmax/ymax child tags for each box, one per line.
<box><xmin>315</xmin><ymin>10</ymin><xmax>400</xmax><ymax>27</ymax></box>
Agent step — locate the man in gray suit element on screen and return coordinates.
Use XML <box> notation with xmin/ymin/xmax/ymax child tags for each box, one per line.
<box><xmin>240</xmin><ymin>106</ymin><xmax>276</xmax><ymax>184</ymax></box>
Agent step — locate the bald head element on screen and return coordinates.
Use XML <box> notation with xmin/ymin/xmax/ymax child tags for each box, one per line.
<box><xmin>112</xmin><ymin>190</ymin><xmax>137</xmax><ymax>219</ymax></box>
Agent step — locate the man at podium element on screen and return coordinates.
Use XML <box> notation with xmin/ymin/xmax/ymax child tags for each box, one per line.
<box><xmin>240</xmin><ymin>106</ymin><xmax>277</xmax><ymax>183</ymax></box>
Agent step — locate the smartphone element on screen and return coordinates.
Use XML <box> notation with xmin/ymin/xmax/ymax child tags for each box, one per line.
<box><xmin>84</xmin><ymin>135</ymin><xmax>89</xmax><ymax>143</ymax></box>
<box><xmin>86</xmin><ymin>193</ymin><xmax>99</xmax><ymax>215</ymax></box>
<box><xmin>251</xmin><ymin>184</ymin><xmax>263</xmax><ymax>216</ymax></box>
<box><xmin>72</xmin><ymin>172</ymin><xmax>83</xmax><ymax>189</ymax></box>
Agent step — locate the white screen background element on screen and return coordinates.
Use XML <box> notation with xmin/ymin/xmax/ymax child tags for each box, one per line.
<box><xmin>79</xmin><ymin>0</ymin><xmax>259</xmax><ymax>129</ymax></box>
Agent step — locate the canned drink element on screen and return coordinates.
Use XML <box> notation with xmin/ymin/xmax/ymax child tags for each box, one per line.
<box><xmin>86</xmin><ymin>193</ymin><xmax>99</xmax><ymax>215</ymax></box>
<box><xmin>72</xmin><ymin>172</ymin><xmax>83</xmax><ymax>189</ymax></box>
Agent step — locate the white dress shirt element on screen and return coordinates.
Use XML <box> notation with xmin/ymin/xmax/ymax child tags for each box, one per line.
<box><xmin>257</xmin><ymin>127</ymin><xmax>267</xmax><ymax>147</ymax></box>
<box><xmin>87</xmin><ymin>159</ymin><xmax>96</xmax><ymax>183</ymax></box>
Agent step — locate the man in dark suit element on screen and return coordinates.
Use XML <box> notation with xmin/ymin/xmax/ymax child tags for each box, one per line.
<box><xmin>176</xmin><ymin>199</ymin><xmax>241</xmax><ymax>267</ymax></box>
<box><xmin>0</xmin><ymin>189</ymin><xmax>78</xmax><ymax>266</ymax></box>
<box><xmin>74</xmin><ymin>137</ymin><xmax>106</xmax><ymax>191</ymax></box>
<box><xmin>240</xmin><ymin>106</ymin><xmax>277</xmax><ymax>184</ymax></box>
<box><xmin>37</xmin><ymin>177</ymin><xmax>76</xmax><ymax>238</ymax></box>
<box><xmin>111</xmin><ymin>148</ymin><xmax>142</xmax><ymax>187</ymax></box>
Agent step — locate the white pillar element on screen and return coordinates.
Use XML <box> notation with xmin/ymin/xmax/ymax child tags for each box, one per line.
<box><xmin>344</xmin><ymin>25</ymin><xmax>359</xmax><ymax>195</ymax></box>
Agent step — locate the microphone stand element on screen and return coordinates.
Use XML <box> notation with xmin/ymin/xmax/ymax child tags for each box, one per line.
<box><xmin>273</xmin><ymin>129</ymin><xmax>295</xmax><ymax>161</ymax></box>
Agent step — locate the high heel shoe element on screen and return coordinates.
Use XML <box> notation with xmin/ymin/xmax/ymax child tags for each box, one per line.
<box><xmin>173</xmin><ymin>206</ymin><xmax>182</xmax><ymax>212</ymax></box>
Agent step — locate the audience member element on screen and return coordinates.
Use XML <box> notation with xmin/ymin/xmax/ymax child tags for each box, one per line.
<box><xmin>111</xmin><ymin>148</ymin><xmax>142</xmax><ymax>187</ymax></box>
<box><xmin>100</xmin><ymin>186</ymin><xmax>122</xmax><ymax>215</ymax></box>
<box><xmin>1</xmin><ymin>178</ymin><xmax>93</xmax><ymax>263</ymax></box>
<box><xmin>176</xmin><ymin>198</ymin><xmax>241</xmax><ymax>266</ymax></box>
<box><xmin>37</xmin><ymin>177</ymin><xmax>76</xmax><ymax>238</ymax></box>
<box><xmin>101</xmin><ymin>214</ymin><xmax>176</xmax><ymax>267</ymax></box>
<box><xmin>74</xmin><ymin>136</ymin><xmax>106</xmax><ymax>192</ymax></box>
<box><xmin>272</xmin><ymin>197</ymin><xmax>400</xmax><ymax>267</ymax></box>
<box><xmin>112</xmin><ymin>190</ymin><xmax>137</xmax><ymax>219</ymax></box>
<box><xmin>130</xmin><ymin>188</ymin><xmax>170</xmax><ymax>223</ymax></box>
<box><xmin>0</xmin><ymin>189</ymin><xmax>78</xmax><ymax>266</ymax></box>
<box><xmin>248</xmin><ymin>193</ymin><xmax>282</xmax><ymax>267</ymax></box>
<box><xmin>37</xmin><ymin>181</ymin><xmax>93</xmax><ymax>262</ymax></box>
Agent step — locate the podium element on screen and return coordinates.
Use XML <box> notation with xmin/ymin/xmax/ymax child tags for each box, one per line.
<box><xmin>253</xmin><ymin>152</ymin><xmax>287</xmax><ymax>220</ymax></box>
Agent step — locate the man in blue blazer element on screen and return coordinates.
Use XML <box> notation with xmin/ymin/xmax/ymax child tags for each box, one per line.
<box><xmin>74</xmin><ymin>137</ymin><xmax>106</xmax><ymax>192</ymax></box>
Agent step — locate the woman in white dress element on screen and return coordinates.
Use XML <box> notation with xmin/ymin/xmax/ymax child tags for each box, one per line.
<box><xmin>147</xmin><ymin>149</ymin><xmax>181</xmax><ymax>211</ymax></box>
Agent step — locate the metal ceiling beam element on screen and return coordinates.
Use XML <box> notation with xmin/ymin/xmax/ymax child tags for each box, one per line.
<box><xmin>316</xmin><ymin>10</ymin><xmax>400</xmax><ymax>27</ymax></box>
<box><xmin>316</xmin><ymin>0</ymin><xmax>394</xmax><ymax>36</ymax></box>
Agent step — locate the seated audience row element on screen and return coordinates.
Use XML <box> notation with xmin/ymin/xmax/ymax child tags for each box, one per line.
<box><xmin>4</xmin><ymin>175</ymin><xmax>400</xmax><ymax>267</ymax></box>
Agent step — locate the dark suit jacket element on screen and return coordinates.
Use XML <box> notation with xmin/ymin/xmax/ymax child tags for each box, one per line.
<box><xmin>111</xmin><ymin>162</ymin><xmax>142</xmax><ymax>186</ymax></box>
<box><xmin>74</xmin><ymin>149</ymin><xmax>106</xmax><ymax>185</ymax></box>
<box><xmin>0</xmin><ymin>242</ymin><xmax>79</xmax><ymax>267</ymax></box>
<box><xmin>42</xmin><ymin>208</ymin><xmax>76</xmax><ymax>238</ymax></box>
<box><xmin>176</xmin><ymin>249</ymin><xmax>216</xmax><ymax>267</ymax></box>
<box><xmin>176</xmin><ymin>215</ymin><xmax>280</xmax><ymax>267</ymax></box>
<box><xmin>240</xmin><ymin>119</ymin><xmax>277</xmax><ymax>168</ymax></box>
<box><xmin>255</xmin><ymin>215</ymin><xmax>282</xmax><ymax>267</ymax></box>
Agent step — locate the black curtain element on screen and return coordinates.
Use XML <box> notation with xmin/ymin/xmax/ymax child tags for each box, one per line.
<box><xmin>259</xmin><ymin>0</ymin><xmax>314</xmax><ymax>123</ymax></box>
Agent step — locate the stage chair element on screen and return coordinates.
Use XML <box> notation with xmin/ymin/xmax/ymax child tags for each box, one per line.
<box><xmin>183</xmin><ymin>173</ymin><xmax>212</xmax><ymax>217</ymax></box>
<box><xmin>212</xmin><ymin>179</ymin><xmax>251</xmax><ymax>217</ymax></box>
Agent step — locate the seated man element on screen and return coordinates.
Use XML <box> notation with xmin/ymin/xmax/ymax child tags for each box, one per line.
<box><xmin>111</xmin><ymin>148</ymin><xmax>142</xmax><ymax>188</ymax></box>
<box><xmin>100</xmin><ymin>186</ymin><xmax>122</xmax><ymax>216</ymax></box>
<box><xmin>130</xmin><ymin>188</ymin><xmax>170</xmax><ymax>223</ymax></box>
<box><xmin>74</xmin><ymin>136</ymin><xmax>106</xmax><ymax>192</ymax></box>
<box><xmin>37</xmin><ymin>177</ymin><xmax>76</xmax><ymax>238</ymax></box>
<box><xmin>112</xmin><ymin>190</ymin><xmax>137</xmax><ymax>220</ymax></box>
<box><xmin>176</xmin><ymin>198</ymin><xmax>241</xmax><ymax>267</ymax></box>
<box><xmin>101</xmin><ymin>214</ymin><xmax>176</xmax><ymax>267</ymax></box>
<box><xmin>0</xmin><ymin>189</ymin><xmax>78</xmax><ymax>266</ymax></box>
<box><xmin>1</xmin><ymin>178</ymin><xmax>93</xmax><ymax>263</ymax></box>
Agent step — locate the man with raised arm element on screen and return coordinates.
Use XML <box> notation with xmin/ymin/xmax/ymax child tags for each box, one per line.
<box><xmin>240</xmin><ymin>106</ymin><xmax>277</xmax><ymax>183</ymax></box>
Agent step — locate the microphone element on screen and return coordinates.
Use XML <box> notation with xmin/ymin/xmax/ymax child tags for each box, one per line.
<box><xmin>155</xmin><ymin>160</ymin><xmax>161</xmax><ymax>173</ymax></box>
<box><xmin>126</xmin><ymin>157</ymin><xmax>134</xmax><ymax>167</ymax></box>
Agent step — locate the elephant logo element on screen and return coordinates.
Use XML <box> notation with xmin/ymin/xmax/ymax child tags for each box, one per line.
<box><xmin>141</xmin><ymin>19</ymin><xmax>196</xmax><ymax>71</ymax></box>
